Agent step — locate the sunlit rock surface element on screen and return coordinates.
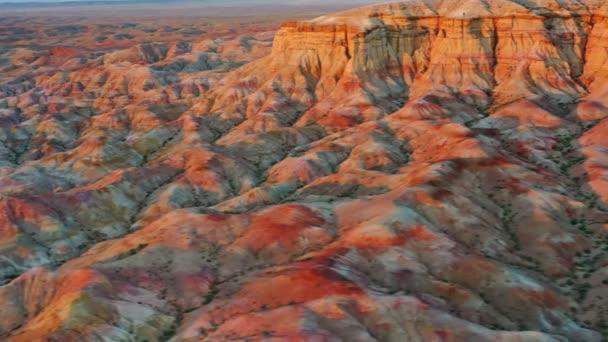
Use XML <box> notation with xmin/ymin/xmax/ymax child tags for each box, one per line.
<box><xmin>2</xmin><ymin>0</ymin><xmax>608</xmax><ymax>340</ymax></box>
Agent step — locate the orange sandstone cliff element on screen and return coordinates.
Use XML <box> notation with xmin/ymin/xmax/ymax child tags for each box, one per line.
<box><xmin>1</xmin><ymin>0</ymin><xmax>608</xmax><ymax>340</ymax></box>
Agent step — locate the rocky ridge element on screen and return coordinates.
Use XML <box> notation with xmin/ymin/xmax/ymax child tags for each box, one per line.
<box><xmin>2</xmin><ymin>0</ymin><xmax>608</xmax><ymax>340</ymax></box>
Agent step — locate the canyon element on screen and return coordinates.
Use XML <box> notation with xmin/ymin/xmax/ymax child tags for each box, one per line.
<box><xmin>1</xmin><ymin>0</ymin><xmax>608</xmax><ymax>340</ymax></box>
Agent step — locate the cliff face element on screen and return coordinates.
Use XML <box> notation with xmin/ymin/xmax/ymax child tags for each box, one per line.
<box><xmin>3</xmin><ymin>0</ymin><xmax>608</xmax><ymax>341</ymax></box>
<box><xmin>207</xmin><ymin>0</ymin><xmax>608</xmax><ymax>133</ymax></box>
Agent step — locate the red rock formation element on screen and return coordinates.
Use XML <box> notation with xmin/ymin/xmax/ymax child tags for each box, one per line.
<box><xmin>2</xmin><ymin>0</ymin><xmax>608</xmax><ymax>340</ymax></box>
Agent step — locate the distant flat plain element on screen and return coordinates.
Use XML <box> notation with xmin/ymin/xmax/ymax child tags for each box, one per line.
<box><xmin>0</xmin><ymin>0</ymin><xmax>387</xmax><ymax>51</ymax></box>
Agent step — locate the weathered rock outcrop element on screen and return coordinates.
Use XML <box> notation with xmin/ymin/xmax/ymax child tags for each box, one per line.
<box><xmin>2</xmin><ymin>0</ymin><xmax>608</xmax><ymax>341</ymax></box>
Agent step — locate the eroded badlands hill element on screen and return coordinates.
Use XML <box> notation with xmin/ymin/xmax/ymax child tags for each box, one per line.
<box><xmin>2</xmin><ymin>0</ymin><xmax>608</xmax><ymax>340</ymax></box>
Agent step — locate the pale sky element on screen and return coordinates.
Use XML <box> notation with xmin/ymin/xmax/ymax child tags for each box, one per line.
<box><xmin>0</xmin><ymin>0</ymin><xmax>385</xmax><ymax>3</ymax></box>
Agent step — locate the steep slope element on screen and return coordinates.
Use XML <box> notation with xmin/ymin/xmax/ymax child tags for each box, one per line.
<box><xmin>2</xmin><ymin>0</ymin><xmax>608</xmax><ymax>341</ymax></box>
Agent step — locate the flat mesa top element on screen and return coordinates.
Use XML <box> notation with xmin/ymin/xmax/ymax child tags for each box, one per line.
<box><xmin>304</xmin><ymin>0</ymin><xmax>608</xmax><ymax>27</ymax></box>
